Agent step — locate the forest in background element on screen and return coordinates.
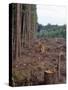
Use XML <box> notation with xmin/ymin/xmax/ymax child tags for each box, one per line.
<box><xmin>36</xmin><ymin>24</ymin><xmax>66</xmax><ymax>39</ymax></box>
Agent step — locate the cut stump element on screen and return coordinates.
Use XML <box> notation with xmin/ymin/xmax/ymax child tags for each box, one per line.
<box><xmin>44</xmin><ymin>70</ymin><xmax>57</xmax><ymax>84</ymax></box>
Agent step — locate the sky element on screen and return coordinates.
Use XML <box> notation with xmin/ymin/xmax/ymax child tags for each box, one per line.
<box><xmin>37</xmin><ymin>5</ymin><xmax>66</xmax><ymax>25</ymax></box>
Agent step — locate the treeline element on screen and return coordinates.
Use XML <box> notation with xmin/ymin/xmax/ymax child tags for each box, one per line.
<box><xmin>36</xmin><ymin>23</ymin><xmax>66</xmax><ymax>39</ymax></box>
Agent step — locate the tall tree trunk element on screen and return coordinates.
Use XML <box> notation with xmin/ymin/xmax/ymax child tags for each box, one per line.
<box><xmin>12</xmin><ymin>4</ymin><xmax>14</xmax><ymax>61</ymax></box>
<box><xmin>28</xmin><ymin>5</ymin><xmax>31</xmax><ymax>48</ymax></box>
<box><xmin>16</xmin><ymin>4</ymin><xmax>21</xmax><ymax>61</ymax></box>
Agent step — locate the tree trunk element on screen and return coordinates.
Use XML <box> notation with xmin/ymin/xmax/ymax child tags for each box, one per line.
<box><xmin>16</xmin><ymin>4</ymin><xmax>21</xmax><ymax>61</ymax></box>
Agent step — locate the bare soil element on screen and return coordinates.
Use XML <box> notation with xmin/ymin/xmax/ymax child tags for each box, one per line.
<box><xmin>12</xmin><ymin>38</ymin><xmax>66</xmax><ymax>86</ymax></box>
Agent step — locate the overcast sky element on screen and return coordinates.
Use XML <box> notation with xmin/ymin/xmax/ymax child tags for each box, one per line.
<box><xmin>37</xmin><ymin>5</ymin><xmax>66</xmax><ymax>25</ymax></box>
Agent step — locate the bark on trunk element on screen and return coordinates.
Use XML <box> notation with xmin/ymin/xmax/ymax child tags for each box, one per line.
<box><xmin>16</xmin><ymin>4</ymin><xmax>21</xmax><ymax>61</ymax></box>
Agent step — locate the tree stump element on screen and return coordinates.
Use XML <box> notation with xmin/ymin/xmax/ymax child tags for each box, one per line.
<box><xmin>44</xmin><ymin>70</ymin><xmax>57</xmax><ymax>84</ymax></box>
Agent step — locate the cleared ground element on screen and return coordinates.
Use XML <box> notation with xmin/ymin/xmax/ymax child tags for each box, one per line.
<box><xmin>12</xmin><ymin>38</ymin><xmax>66</xmax><ymax>86</ymax></box>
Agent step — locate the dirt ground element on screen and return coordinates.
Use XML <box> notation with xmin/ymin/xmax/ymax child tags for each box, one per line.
<box><xmin>12</xmin><ymin>38</ymin><xmax>66</xmax><ymax>86</ymax></box>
